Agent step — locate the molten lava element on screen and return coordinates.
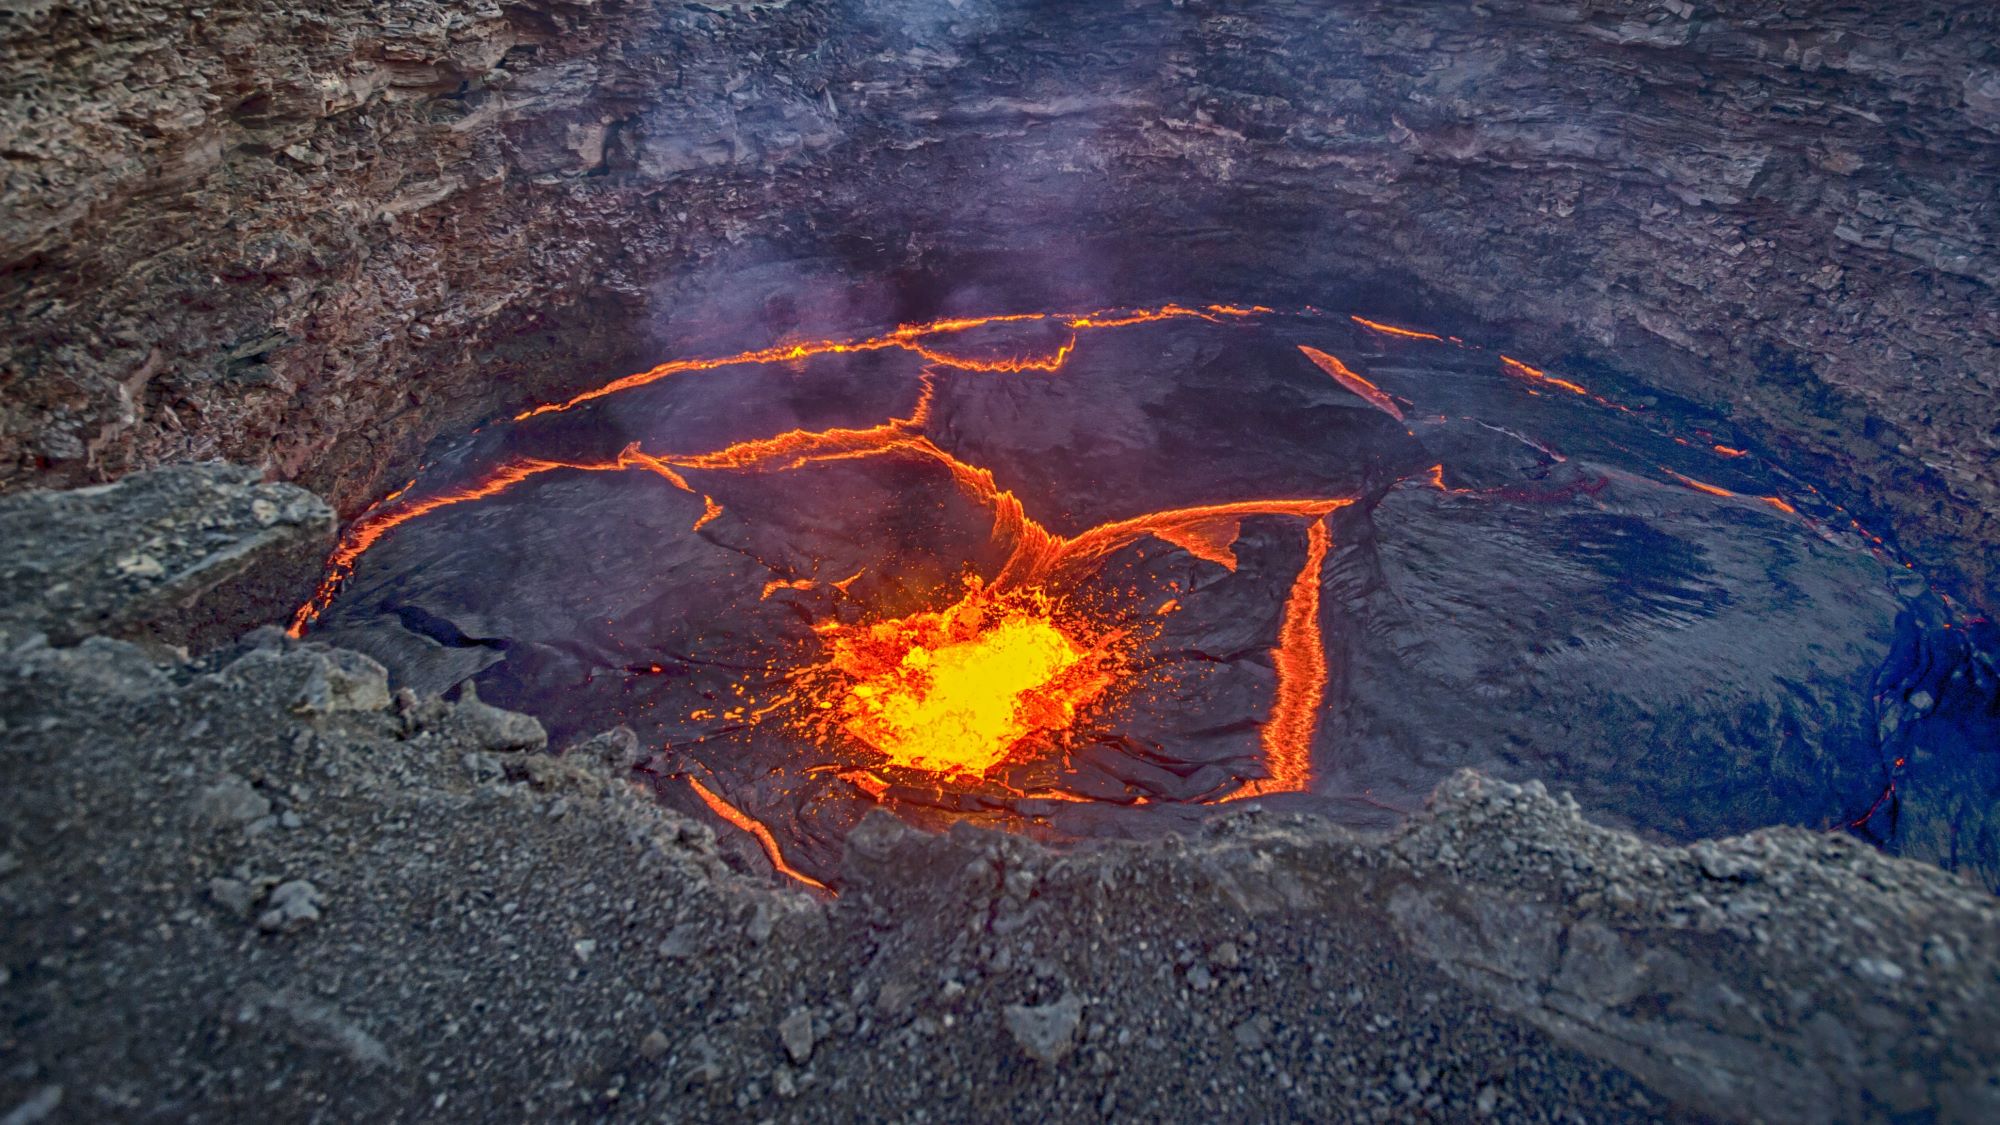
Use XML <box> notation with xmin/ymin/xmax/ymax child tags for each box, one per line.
<box><xmin>1662</xmin><ymin>467</ymin><xmax>1797</xmax><ymax>514</ymax></box>
<box><xmin>1350</xmin><ymin>315</ymin><xmax>1445</xmax><ymax>342</ymax></box>
<box><xmin>1231</xmin><ymin>518</ymin><xmax>1332</xmax><ymax>800</ymax></box>
<box><xmin>1300</xmin><ymin>345</ymin><xmax>1404</xmax><ymax>421</ymax></box>
<box><xmin>1500</xmin><ymin>356</ymin><xmax>1590</xmax><ymax>397</ymax></box>
<box><xmin>514</xmin><ymin>302</ymin><xmax>1266</xmax><ymax>421</ymax></box>
<box><xmin>814</xmin><ymin>586</ymin><xmax>1118</xmax><ymax>778</ymax></box>
<box><xmin>687</xmin><ymin>777</ymin><xmax>829</xmax><ymax>892</ymax></box>
<box><xmin>280</xmin><ymin>300</ymin><xmax>1501</xmax><ymax>887</ymax></box>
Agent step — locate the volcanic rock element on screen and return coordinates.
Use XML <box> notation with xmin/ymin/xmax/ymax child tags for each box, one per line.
<box><xmin>447</xmin><ymin>682</ymin><xmax>549</xmax><ymax>754</ymax></box>
<box><xmin>1003</xmin><ymin>994</ymin><xmax>1085</xmax><ymax>1065</ymax></box>
<box><xmin>193</xmin><ymin>774</ymin><xmax>272</xmax><ymax>828</ymax></box>
<box><xmin>0</xmin><ymin>464</ymin><xmax>331</xmax><ymax>650</ymax></box>
<box><xmin>256</xmin><ymin>880</ymin><xmax>325</xmax><ymax>934</ymax></box>
<box><xmin>778</xmin><ymin>1007</ymin><xmax>816</xmax><ymax>1065</ymax></box>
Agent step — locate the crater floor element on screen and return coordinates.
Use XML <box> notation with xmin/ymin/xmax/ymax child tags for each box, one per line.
<box><xmin>299</xmin><ymin>303</ymin><xmax>1952</xmax><ymax>888</ymax></box>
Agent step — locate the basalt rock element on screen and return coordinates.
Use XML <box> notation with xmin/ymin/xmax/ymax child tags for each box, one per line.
<box><xmin>0</xmin><ymin>463</ymin><xmax>331</xmax><ymax>651</ymax></box>
<box><xmin>2</xmin><ymin>1</ymin><xmax>1996</xmax><ymax>610</ymax></box>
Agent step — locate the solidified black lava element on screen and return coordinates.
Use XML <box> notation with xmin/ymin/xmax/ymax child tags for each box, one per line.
<box><xmin>310</xmin><ymin>306</ymin><xmax>1969</xmax><ymax>887</ymax></box>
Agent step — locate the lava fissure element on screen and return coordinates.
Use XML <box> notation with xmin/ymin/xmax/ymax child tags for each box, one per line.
<box><xmin>291</xmin><ymin>308</ymin><xmax>1364</xmax><ymax>841</ymax></box>
<box><xmin>516</xmin><ymin>303</ymin><xmax>1267</xmax><ymax>422</ymax></box>
<box><xmin>686</xmin><ymin>776</ymin><xmax>829</xmax><ymax>893</ymax></box>
<box><xmin>1300</xmin><ymin>345</ymin><xmax>1405</xmax><ymax>421</ymax></box>
<box><xmin>288</xmin><ymin>445</ymin><xmax>694</xmax><ymax>635</ymax></box>
<box><xmin>1351</xmin><ymin>315</ymin><xmax>1445</xmax><ymax>342</ymax></box>
<box><xmin>1229</xmin><ymin>517</ymin><xmax>1333</xmax><ymax>800</ymax></box>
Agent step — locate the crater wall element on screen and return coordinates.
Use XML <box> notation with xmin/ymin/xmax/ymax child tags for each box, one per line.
<box><xmin>3</xmin><ymin>0</ymin><xmax>1995</xmax><ymax>598</ymax></box>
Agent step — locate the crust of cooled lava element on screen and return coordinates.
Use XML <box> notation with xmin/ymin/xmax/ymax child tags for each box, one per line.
<box><xmin>1</xmin><ymin>467</ymin><xmax>1996</xmax><ymax>1122</ymax></box>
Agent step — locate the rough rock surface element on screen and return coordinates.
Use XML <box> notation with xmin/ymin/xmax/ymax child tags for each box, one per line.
<box><xmin>4</xmin><ymin>630</ymin><xmax>1996</xmax><ymax>1122</ymax></box>
<box><xmin>1</xmin><ymin>467</ymin><xmax>1996</xmax><ymax>1122</ymax></box>
<box><xmin>0</xmin><ymin>463</ymin><xmax>331</xmax><ymax>650</ymax></box>
<box><xmin>3</xmin><ymin>1</ymin><xmax>1997</xmax><ymax>606</ymax></box>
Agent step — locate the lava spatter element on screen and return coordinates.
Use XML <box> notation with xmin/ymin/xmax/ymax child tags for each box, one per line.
<box><xmin>809</xmin><ymin>585</ymin><xmax>1120</xmax><ymax>778</ymax></box>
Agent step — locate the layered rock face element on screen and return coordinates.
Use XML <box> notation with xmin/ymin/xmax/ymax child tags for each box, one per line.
<box><xmin>2</xmin><ymin>0</ymin><xmax>1996</xmax><ymax>602</ymax></box>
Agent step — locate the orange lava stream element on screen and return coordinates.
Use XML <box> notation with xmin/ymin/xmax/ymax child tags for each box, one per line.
<box><xmin>1663</xmin><ymin>468</ymin><xmax>1738</xmax><ymax>499</ymax></box>
<box><xmin>1661</xmin><ymin>468</ymin><xmax>1797</xmax><ymax>515</ymax></box>
<box><xmin>666</xmin><ymin>374</ymin><xmax>937</xmax><ymax>473</ymax></box>
<box><xmin>902</xmin><ymin>335</ymin><xmax>1078</xmax><ymax>372</ymax></box>
<box><xmin>515</xmin><ymin>303</ymin><xmax>1266</xmax><ymax>421</ymax></box>
<box><xmin>686</xmin><ymin>777</ymin><xmax>829</xmax><ymax>892</ymax></box>
<box><xmin>1036</xmin><ymin>497</ymin><xmax>1353</xmax><ymax>589</ymax></box>
<box><xmin>1350</xmin><ymin>315</ymin><xmax>1445</xmax><ymax>342</ymax></box>
<box><xmin>1300</xmin><ymin>345</ymin><xmax>1405</xmax><ymax>421</ymax></box>
<box><xmin>1150</xmin><ymin>518</ymin><xmax>1243</xmax><ymax>571</ymax></box>
<box><xmin>287</xmin><ymin>444</ymin><xmax>693</xmax><ymax>636</ymax></box>
<box><xmin>1714</xmin><ymin>444</ymin><xmax>1749</xmax><ymax>458</ymax></box>
<box><xmin>1500</xmin><ymin>356</ymin><xmax>1589</xmax><ymax>397</ymax></box>
<box><xmin>1230</xmin><ymin>518</ymin><xmax>1333</xmax><ymax>800</ymax></box>
<box><xmin>692</xmin><ymin>495</ymin><xmax>724</xmax><ymax>531</ymax></box>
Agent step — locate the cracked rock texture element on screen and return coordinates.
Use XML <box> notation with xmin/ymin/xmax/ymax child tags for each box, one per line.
<box><xmin>0</xmin><ymin>463</ymin><xmax>1997</xmax><ymax>1121</ymax></box>
<box><xmin>2</xmin><ymin>0</ymin><xmax>1997</xmax><ymax>606</ymax></box>
<box><xmin>0</xmin><ymin>463</ymin><xmax>330</xmax><ymax>650</ymax></box>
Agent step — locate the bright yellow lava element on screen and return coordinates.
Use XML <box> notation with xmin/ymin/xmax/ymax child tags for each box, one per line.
<box><xmin>820</xmin><ymin>594</ymin><xmax>1107</xmax><ymax>777</ymax></box>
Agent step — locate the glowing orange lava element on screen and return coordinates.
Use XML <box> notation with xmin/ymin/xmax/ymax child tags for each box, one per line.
<box><xmin>1150</xmin><ymin>518</ymin><xmax>1243</xmax><ymax>571</ymax></box>
<box><xmin>288</xmin><ymin>444</ymin><xmax>692</xmax><ymax>635</ymax></box>
<box><xmin>1664</xmin><ymin>468</ymin><xmax>1738</xmax><ymax>499</ymax></box>
<box><xmin>813</xmin><ymin>586</ymin><xmax>1118</xmax><ymax>778</ymax></box>
<box><xmin>1350</xmin><ymin>316</ymin><xmax>1445</xmax><ymax>342</ymax></box>
<box><xmin>1661</xmin><ymin>468</ymin><xmax>1798</xmax><ymax>516</ymax></box>
<box><xmin>289</xmin><ymin>301</ymin><xmax>1380</xmax><ymax>888</ymax></box>
<box><xmin>1300</xmin><ymin>345</ymin><xmax>1404</xmax><ymax>421</ymax></box>
<box><xmin>1230</xmin><ymin>518</ymin><xmax>1332</xmax><ymax>799</ymax></box>
<box><xmin>687</xmin><ymin>777</ymin><xmax>829</xmax><ymax>892</ymax></box>
<box><xmin>693</xmin><ymin>495</ymin><xmax>724</xmax><ymax>531</ymax></box>
<box><xmin>1500</xmin><ymin>356</ymin><xmax>1590</xmax><ymax>397</ymax></box>
<box><xmin>515</xmin><ymin>303</ymin><xmax>1267</xmax><ymax>421</ymax></box>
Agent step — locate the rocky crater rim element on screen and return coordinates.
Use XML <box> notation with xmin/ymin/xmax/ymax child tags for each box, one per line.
<box><xmin>7</xmin><ymin>619</ymin><xmax>1999</xmax><ymax>1121</ymax></box>
<box><xmin>3</xmin><ymin>462</ymin><xmax>1997</xmax><ymax>1121</ymax></box>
